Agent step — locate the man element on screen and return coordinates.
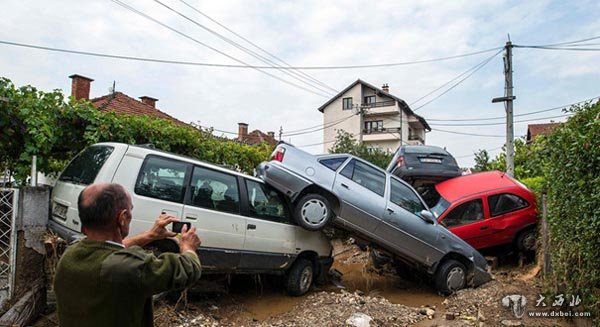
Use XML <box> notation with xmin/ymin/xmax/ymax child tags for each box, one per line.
<box><xmin>54</xmin><ymin>183</ymin><xmax>202</xmax><ymax>327</ymax></box>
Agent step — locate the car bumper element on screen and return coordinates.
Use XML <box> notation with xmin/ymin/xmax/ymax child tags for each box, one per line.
<box><xmin>471</xmin><ymin>264</ymin><xmax>493</xmax><ymax>287</ymax></box>
<box><xmin>48</xmin><ymin>219</ymin><xmax>84</xmax><ymax>243</ymax></box>
<box><xmin>392</xmin><ymin>167</ymin><xmax>461</xmax><ymax>181</ymax></box>
<box><xmin>256</xmin><ymin>161</ymin><xmax>312</xmax><ymax>201</ymax></box>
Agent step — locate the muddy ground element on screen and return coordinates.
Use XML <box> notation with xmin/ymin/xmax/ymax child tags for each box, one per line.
<box><xmin>34</xmin><ymin>242</ymin><xmax>580</xmax><ymax>327</ymax></box>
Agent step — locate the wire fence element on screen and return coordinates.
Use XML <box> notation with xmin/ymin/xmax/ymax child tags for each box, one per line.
<box><xmin>0</xmin><ymin>188</ymin><xmax>18</xmax><ymax>308</ymax></box>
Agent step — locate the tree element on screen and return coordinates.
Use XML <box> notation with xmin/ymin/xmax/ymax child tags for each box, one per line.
<box><xmin>329</xmin><ymin>130</ymin><xmax>393</xmax><ymax>169</ymax></box>
<box><xmin>472</xmin><ymin>149</ymin><xmax>492</xmax><ymax>172</ymax></box>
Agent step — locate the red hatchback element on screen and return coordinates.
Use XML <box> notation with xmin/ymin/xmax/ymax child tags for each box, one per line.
<box><xmin>430</xmin><ymin>171</ymin><xmax>538</xmax><ymax>252</ymax></box>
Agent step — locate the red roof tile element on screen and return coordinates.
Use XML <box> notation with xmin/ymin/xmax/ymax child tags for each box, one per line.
<box><xmin>526</xmin><ymin>123</ymin><xmax>561</xmax><ymax>142</ymax></box>
<box><xmin>240</xmin><ymin>130</ymin><xmax>277</xmax><ymax>146</ymax></box>
<box><xmin>91</xmin><ymin>92</ymin><xmax>186</xmax><ymax>125</ymax></box>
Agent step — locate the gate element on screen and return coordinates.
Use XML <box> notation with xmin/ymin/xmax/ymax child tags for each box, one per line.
<box><xmin>0</xmin><ymin>188</ymin><xmax>18</xmax><ymax>308</ymax></box>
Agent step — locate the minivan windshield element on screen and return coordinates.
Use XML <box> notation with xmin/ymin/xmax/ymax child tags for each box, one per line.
<box><xmin>430</xmin><ymin>196</ymin><xmax>450</xmax><ymax>218</ymax></box>
<box><xmin>59</xmin><ymin>146</ymin><xmax>114</xmax><ymax>185</ymax></box>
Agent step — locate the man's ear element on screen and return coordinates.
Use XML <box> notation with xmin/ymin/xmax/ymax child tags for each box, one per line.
<box><xmin>118</xmin><ymin>209</ymin><xmax>128</xmax><ymax>226</ymax></box>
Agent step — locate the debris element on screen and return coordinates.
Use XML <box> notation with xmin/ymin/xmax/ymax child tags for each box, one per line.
<box><xmin>444</xmin><ymin>312</ymin><xmax>456</xmax><ymax>320</ymax></box>
<box><xmin>501</xmin><ymin>319</ymin><xmax>524</xmax><ymax>326</ymax></box>
<box><xmin>345</xmin><ymin>313</ymin><xmax>372</xmax><ymax>327</ymax></box>
<box><xmin>418</xmin><ymin>307</ymin><xmax>435</xmax><ymax>319</ymax></box>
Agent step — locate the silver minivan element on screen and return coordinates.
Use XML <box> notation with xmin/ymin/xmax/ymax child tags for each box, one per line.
<box><xmin>50</xmin><ymin>143</ymin><xmax>332</xmax><ymax>295</ymax></box>
<box><xmin>256</xmin><ymin>142</ymin><xmax>492</xmax><ymax>294</ymax></box>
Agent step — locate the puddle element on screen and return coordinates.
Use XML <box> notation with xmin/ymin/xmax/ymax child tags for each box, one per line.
<box><xmin>234</xmin><ymin>291</ymin><xmax>304</xmax><ymax>321</ymax></box>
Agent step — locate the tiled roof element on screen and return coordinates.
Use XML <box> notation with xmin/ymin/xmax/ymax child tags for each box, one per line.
<box><xmin>91</xmin><ymin>92</ymin><xmax>186</xmax><ymax>125</ymax></box>
<box><xmin>240</xmin><ymin>130</ymin><xmax>277</xmax><ymax>146</ymax></box>
<box><xmin>526</xmin><ymin>123</ymin><xmax>561</xmax><ymax>142</ymax></box>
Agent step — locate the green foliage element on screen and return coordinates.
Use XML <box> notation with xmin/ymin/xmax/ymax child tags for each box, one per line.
<box><xmin>329</xmin><ymin>130</ymin><xmax>393</xmax><ymax>169</ymax></box>
<box><xmin>519</xmin><ymin>176</ymin><xmax>545</xmax><ymax>195</ymax></box>
<box><xmin>0</xmin><ymin>77</ymin><xmax>272</xmax><ymax>183</ymax></box>
<box><xmin>541</xmin><ymin>102</ymin><xmax>600</xmax><ymax>319</ymax></box>
<box><xmin>472</xmin><ymin>148</ymin><xmax>492</xmax><ymax>172</ymax></box>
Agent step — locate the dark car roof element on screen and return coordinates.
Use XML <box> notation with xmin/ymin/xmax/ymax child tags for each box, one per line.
<box><xmin>435</xmin><ymin>171</ymin><xmax>522</xmax><ymax>202</ymax></box>
<box><xmin>402</xmin><ymin>145</ymin><xmax>450</xmax><ymax>155</ymax></box>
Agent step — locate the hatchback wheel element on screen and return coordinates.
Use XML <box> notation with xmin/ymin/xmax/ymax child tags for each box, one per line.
<box><xmin>517</xmin><ymin>229</ymin><xmax>536</xmax><ymax>252</ymax></box>
<box><xmin>434</xmin><ymin>259</ymin><xmax>467</xmax><ymax>295</ymax></box>
<box><xmin>285</xmin><ymin>258</ymin><xmax>314</xmax><ymax>296</ymax></box>
<box><xmin>294</xmin><ymin>194</ymin><xmax>332</xmax><ymax>231</ymax></box>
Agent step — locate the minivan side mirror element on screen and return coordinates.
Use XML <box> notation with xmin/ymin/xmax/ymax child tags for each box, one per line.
<box><xmin>419</xmin><ymin>210</ymin><xmax>436</xmax><ymax>224</ymax></box>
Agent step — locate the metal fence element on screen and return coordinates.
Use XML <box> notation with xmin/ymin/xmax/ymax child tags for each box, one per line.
<box><xmin>0</xmin><ymin>188</ymin><xmax>18</xmax><ymax>308</ymax></box>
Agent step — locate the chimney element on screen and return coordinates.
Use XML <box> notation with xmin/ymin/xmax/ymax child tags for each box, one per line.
<box><xmin>382</xmin><ymin>83</ymin><xmax>389</xmax><ymax>93</ymax></box>
<box><xmin>139</xmin><ymin>96</ymin><xmax>158</xmax><ymax>108</ymax></box>
<box><xmin>238</xmin><ymin>122</ymin><xmax>248</xmax><ymax>140</ymax></box>
<box><xmin>69</xmin><ymin>74</ymin><xmax>94</xmax><ymax>100</ymax></box>
<box><xmin>267</xmin><ymin>131</ymin><xmax>275</xmax><ymax>138</ymax></box>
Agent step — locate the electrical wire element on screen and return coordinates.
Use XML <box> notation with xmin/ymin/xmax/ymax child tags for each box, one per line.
<box><xmin>454</xmin><ymin>146</ymin><xmax>503</xmax><ymax>159</ymax></box>
<box><xmin>283</xmin><ymin>114</ymin><xmax>357</xmax><ymax>137</ymax></box>
<box><xmin>412</xmin><ymin>49</ymin><xmax>503</xmax><ymax>112</ymax></box>
<box><xmin>431</xmin><ymin>128</ymin><xmax>505</xmax><ymax>138</ymax></box>
<box><xmin>111</xmin><ymin>0</ymin><xmax>331</xmax><ymax>98</ymax></box>
<box><xmin>282</xmin><ymin>113</ymin><xmax>356</xmax><ymax>135</ymax></box>
<box><xmin>429</xmin><ymin>113</ymin><xmax>572</xmax><ymax>127</ymax></box>
<box><xmin>515</xmin><ymin>45</ymin><xmax>600</xmax><ymax>51</ymax></box>
<box><xmin>176</xmin><ymin>0</ymin><xmax>338</xmax><ymax>93</ymax></box>
<box><xmin>152</xmin><ymin>0</ymin><xmax>337</xmax><ymax>96</ymax></box>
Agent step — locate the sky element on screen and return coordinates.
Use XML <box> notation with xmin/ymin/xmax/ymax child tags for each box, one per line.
<box><xmin>1</xmin><ymin>0</ymin><xmax>599</xmax><ymax>167</ymax></box>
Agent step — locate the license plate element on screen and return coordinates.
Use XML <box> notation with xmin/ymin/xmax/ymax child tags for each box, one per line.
<box><xmin>420</xmin><ymin>158</ymin><xmax>442</xmax><ymax>164</ymax></box>
<box><xmin>53</xmin><ymin>203</ymin><xmax>68</xmax><ymax>219</ymax></box>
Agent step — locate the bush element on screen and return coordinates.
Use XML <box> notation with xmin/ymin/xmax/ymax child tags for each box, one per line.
<box><xmin>329</xmin><ymin>130</ymin><xmax>393</xmax><ymax>169</ymax></box>
<box><xmin>0</xmin><ymin>77</ymin><xmax>272</xmax><ymax>183</ymax></box>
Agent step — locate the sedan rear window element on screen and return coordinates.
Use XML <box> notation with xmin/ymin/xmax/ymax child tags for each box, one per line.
<box><xmin>59</xmin><ymin>146</ymin><xmax>114</xmax><ymax>185</ymax></box>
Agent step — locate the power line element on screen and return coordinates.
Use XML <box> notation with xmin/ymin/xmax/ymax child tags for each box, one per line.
<box><xmin>152</xmin><ymin>0</ymin><xmax>337</xmax><ymax>96</ymax></box>
<box><xmin>515</xmin><ymin>45</ymin><xmax>600</xmax><ymax>51</ymax></box>
<box><xmin>426</xmin><ymin>96</ymin><xmax>599</xmax><ymax>122</ymax></box>
<box><xmin>111</xmin><ymin>0</ymin><xmax>331</xmax><ymax>98</ymax></box>
<box><xmin>531</xmin><ymin>35</ymin><xmax>600</xmax><ymax>47</ymax></box>
<box><xmin>412</xmin><ymin>49</ymin><xmax>503</xmax><ymax>112</ymax></box>
<box><xmin>282</xmin><ymin>113</ymin><xmax>355</xmax><ymax>135</ymax></box>
<box><xmin>429</xmin><ymin>113</ymin><xmax>572</xmax><ymax>127</ymax></box>
<box><xmin>283</xmin><ymin>114</ymin><xmax>356</xmax><ymax>137</ymax></box>
<box><xmin>454</xmin><ymin>146</ymin><xmax>503</xmax><ymax>159</ymax></box>
<box><xmin>431</xmin><ymin>128</ymin><xmax>505</xmax><ymax>138</ymax></box>
<box><xmin>176</xmin><ymin>0</ymin><xmax>337</xmax><ymax>93</ymax></box>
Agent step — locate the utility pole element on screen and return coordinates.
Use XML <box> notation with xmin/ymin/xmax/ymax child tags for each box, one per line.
<box><xmin>278</xmin><ymin>126</ymin><xmax>283</xmax><ymax>141</ymax></box>
<box><xmin>356</xmin><ymin>104</ymin><xmax>367</xmax><ymax>144</ymax></box>
<box><xmin>492</xmin><ymin>37</ymin><xmax>515</xmax><ymax>177</ymax></box>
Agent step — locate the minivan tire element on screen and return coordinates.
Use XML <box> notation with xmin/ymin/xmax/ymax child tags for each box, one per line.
<box><xmin>294</xmin><ymin>194</ymin><xmax>332</xmax><ymax>231</ymax></box>
<box><xmin>434</xmin><ymin>259</ymin><xmax>467</xmax><ymax>295</ymax></box>
<box><xmin>285</xmin><ymin>258</ymin><xmax>314</xmax><ymax>296</ymax></box>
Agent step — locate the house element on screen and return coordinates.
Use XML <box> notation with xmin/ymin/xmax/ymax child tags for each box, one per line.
<box><xmin>526</xmin><ymin>122</ymin><xmax>561</xmax><ymax>143</ymax></box>
<box><xmin>236</xmin><ymin>122</ymin><xmax>277</xmax><ymax>146</ymax></box>
<box><xmin>317</xmin><ymin>79</ymin><xmax>430</xmax><ymax>153</ymax></box>
<box><xmin>69</xmin><ymin>74</ymin><xmax>186</xmax><ymax>125</ymax></box>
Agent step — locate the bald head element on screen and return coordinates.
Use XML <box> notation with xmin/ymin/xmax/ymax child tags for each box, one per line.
<box><xmin>78</xmin><ymin>183</ymin><xmax>131</xmax><ymax>230</ymax></box>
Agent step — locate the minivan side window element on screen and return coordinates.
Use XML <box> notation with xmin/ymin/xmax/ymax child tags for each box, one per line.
<box><xmin>319</xmin><ymin>157</ymin><xmax>347</xmax><ymax>171</ymax></box>
<box><xmin>340</xmin><ymin>159</ymin><xmax>386</xmax><ymax>196</ymax></box>
<box><xmin>488</xmin><ymin>193</ymin><xmax>529</xmax><ymax>217</ymax></box>
<box><xmin>188</xmin><ymin>166</ymin><xmax>240</xmax><ymax>214</ymax></box>
<box><xmin>442</xmin><ymin>199</ymin><xmax>484</xmax><ymax>228</ymax></box>
<box><xmin>245</xmin><ymin>180</ymin><xmax>290</xmax><ymax>223</ymax></box>
<box><xmin>390</xmin><ymin>178</ymin><xmax>426</xmax><ymax>215</ymax></box>
<box><xmin>134</xmin><ymin>156</ymin><xmax>188</xmax><ymax>203</ymax></box>
<box><xmin>59</xmin><ymin>146</ymin><xmax>114</xmax><ymax>185</ymax></box>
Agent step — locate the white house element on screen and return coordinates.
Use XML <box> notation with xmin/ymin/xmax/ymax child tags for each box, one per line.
<box><xmin>318</xmin><ymin>79</ymin><xmax>430</xmax><ymax>153</ymax></box>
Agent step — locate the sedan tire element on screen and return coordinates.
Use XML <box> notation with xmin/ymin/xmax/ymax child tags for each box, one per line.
<box><xmin>294</xmin><ymin>194</ymin><xmax>332</xmax><ymax>231</ymax></box>
<box><xmin>285</xmin><ymin>258</ymin><xmax>314</xmax><ymax>296</ymax></box>
<box><xmin>434</xmin><ymin>259</ymin><xmax>467</xmax><ymax>295</ymax></box>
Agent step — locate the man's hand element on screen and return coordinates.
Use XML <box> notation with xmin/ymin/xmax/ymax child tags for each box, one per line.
<box><xmin>179</xmin><ymin>224</ymin><xmax>201</xmax><ymax>254</ymax></box>
<box><xmin>148</xmin><ymin>213</ymin><xmax>178</xmax><ymax>241</ymax></box>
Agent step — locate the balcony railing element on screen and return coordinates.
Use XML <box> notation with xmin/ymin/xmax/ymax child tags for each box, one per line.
<box><xmin>362</xmin><ymin>100</ymin><xmax>396</xmax><ymax>108</ymax></box>
<box><xmin>408</xmin><ymin>134</ymin><xmax>424</xmax><ymax>143</ymax></box>
<box><xmin>363</xmin><ymin>127</ymin><xmax>401</xmax><ymax>135</ymax></box>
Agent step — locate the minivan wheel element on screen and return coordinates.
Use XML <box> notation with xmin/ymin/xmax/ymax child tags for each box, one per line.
<box><xmin>294</xmin><ymin>194</ymin><xmax>332</xmax><ymax>231</ymax></box>
<box><xmin>285</xmin><ymin>258</ymin><xmax>314</xmax><ymax>296</ymax></box>
<box><xmin>435</xmin><ymin>259</ymin><xmax>467</xmax><ymax>295</ymax></box>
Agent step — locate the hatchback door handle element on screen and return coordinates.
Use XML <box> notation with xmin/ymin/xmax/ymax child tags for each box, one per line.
<box><xmin>480</xmin><ymin>225</ymin><xmax>489</xmax><ymax>230</ymax></box>
<box><xmin>341</xmin><ymin>183</ymin><xmax>349</xmax><ymax>189</ymax></box>
<box><xmin>247</xmin><ymin>224</ymin><xmax>256</xmax><ymax>230</ymax></box>
<box><xmin>386</xmin><ymin>207</ymin><xmax>394</xmax><ymax>214</ymax></box>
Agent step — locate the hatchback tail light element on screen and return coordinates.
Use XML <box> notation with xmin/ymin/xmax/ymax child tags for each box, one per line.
<box><xmin>396</xmin><ymin>155</ymin><xmax>405</xmax><ymax>168</ymax></box>
<box><xmin>271</xmin><ymin>147</ymin><xmax>286</xmax><ymax>162</ymax></box>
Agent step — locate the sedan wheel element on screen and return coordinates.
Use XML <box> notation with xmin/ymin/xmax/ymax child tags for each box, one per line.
<box><xmin>435</xmin><ymin>259</ymin><xmax>467</xmax><ymax>295</ymax></box>
<box><xmin>294</xmin><ymin>194</ymin><xmax>332</xmax><ymax>231</ymax></box>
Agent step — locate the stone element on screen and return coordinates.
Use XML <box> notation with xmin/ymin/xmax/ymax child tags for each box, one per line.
<box><xmin>501</xmin><ymin>320</ymin><xmax>523</xmax><ymax>326</ymax></box>
<box><xmin>445</xmin><ymin>312</ymin><xmax>456</xmax><ymax>320</ymax></box>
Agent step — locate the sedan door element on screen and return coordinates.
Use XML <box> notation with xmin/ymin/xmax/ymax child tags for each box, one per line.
<box><xmin>182</xmin><ymin>165</ymin><xmax>247</xmax><ymax>271</ymax></box>
<box><xmin>332</xmin><ymin>159</ymin><xmax>387</xmax><ymax>235</ymax></box>
<box><xmin>374</xmin><ymin>177</ymin><xmax>443</xmax><ymax>266</ymax></box>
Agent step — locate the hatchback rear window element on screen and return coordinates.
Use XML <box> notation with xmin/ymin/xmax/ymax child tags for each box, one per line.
<box><xmin>59</xmin><ymin>146</ymin><xmax>114</xmax><ymax>185</ymax></box>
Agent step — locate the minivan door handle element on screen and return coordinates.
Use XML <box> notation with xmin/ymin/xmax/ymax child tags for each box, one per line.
<box><xmin>341</xmin><ymin>183</ymin><xmax>349</xmax><ymax>189</ymax></box>
<box><xmin>247</xmin><ymin>224</ymin><xmax>256</xmax><ymax>230</ymax></box>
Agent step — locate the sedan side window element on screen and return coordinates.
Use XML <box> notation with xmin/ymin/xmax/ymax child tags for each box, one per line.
<box><xmin>319</xmin><ymin>157</ymin><xmax>347</xmax><ymax>171</ymax></box>
<box><xmin>390</xmin><ymin>178</ymin><xmax>426</xmax><ymax>215</ymax></box>
<box><xmin>188</xmin><ymin>166</ymin><xmax>240</xmax><ymax>214</ymax></box>
<box><xmin>135</xmin><ymin>156</ymin><xmax>188</xmax><ymax>203</ymax></box>
<box><xmin>246</xmin><ymin>180</ymin><xmax>290</xmax><ymax>223</ymax></box>
<box><xmin>488</xmin><ymin>193</ymin><xmax>529</xmax><ymax>217</ymax></box>
<box><xmin>339</xmin><ymin>159</ymin><xmax>385</xmax><ymax>196</ymax></box>
<box><xmin>442</xmin><ymin>199</ymin><xmax>484</xmax><ymax>228</ymax></box>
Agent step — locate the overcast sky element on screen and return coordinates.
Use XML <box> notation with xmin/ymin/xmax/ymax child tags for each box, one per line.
<box><xmin>1</xmin><ymin>0</ymin><xmax>599</xmax><ymax>167</ymax></box>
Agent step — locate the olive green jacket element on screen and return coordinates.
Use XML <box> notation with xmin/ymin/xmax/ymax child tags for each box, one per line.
<box><xmin>54</xmin><ymin>239</ymin><xmax>201</xmax><ymax>327</ymax></box>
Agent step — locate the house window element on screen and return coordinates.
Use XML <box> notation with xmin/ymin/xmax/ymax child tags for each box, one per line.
<box><xmin>364</xmin><ymin>120</ymin><xmax>383</xmax><ymax>133</ymax></box>
<box><xmin>342</xmin><ymin>97</ymin><xmax>353</xmax><ymax>110</ymax></box>
<box><xmin>364</xmin><ymin>95</ymin><xmax>375</xmax><ymax>105</ymax></box>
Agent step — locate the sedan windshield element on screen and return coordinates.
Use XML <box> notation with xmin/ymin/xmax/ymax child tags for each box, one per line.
<box><xmin>430</xmin><ymin>196</ymin><xmax>450</xmax><ymax>218</ymax></box>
